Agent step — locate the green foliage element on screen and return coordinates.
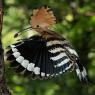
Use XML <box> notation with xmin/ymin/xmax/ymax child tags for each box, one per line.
<box><xmin>3</xmin><ymin>0</ymin><xmax>95</xmax><ymax>95</ymax></box>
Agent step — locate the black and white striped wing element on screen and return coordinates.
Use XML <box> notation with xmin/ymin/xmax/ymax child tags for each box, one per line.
<box><xmin>6</xmin><ymin>36</ymin><xmax>57</xmax><ymax>78</ymax></box>
<box><xmin>46</xmin><ymin>37</ymin><xmax>88</xmax><ymax>83</ymax></box>
<box><xmin>46</xmin><ymin>37</ymin><xmax>79</xmax><ymax>76</ymax></box>
<box><xmin>6</xmin><ymin>35</ymin><xmax>79</xmax><ymax>79</ymax></box>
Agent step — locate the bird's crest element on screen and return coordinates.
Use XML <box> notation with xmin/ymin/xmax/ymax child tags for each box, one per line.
<box><xmin>30</xmin><ymin>6</ymin><xmax>56</xmax><ymax>28</ymax></box>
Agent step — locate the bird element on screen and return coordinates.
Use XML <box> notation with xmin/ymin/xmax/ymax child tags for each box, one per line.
<box><xmin>6</xmin><ymin>6</ymin><xmax>88</xmax><ymax>82</ymax></box>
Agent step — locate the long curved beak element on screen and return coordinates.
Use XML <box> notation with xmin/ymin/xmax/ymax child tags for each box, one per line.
<box><xmin>14</xmin><ymin>26</ymin><xmax>32</xmax><ymax>38</ymax></box>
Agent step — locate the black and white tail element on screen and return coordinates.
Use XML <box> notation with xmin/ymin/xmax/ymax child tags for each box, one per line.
<box><xmin>75</xmin><ymin>63</ymin><xmax>88</xmax><ymax>83</ymax></box>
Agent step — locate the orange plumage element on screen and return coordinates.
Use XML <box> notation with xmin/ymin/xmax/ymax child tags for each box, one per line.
<box><xmin>30</xmin><ymin>7</ymin><xmax>56</xmax><ymax>29</ymax></box>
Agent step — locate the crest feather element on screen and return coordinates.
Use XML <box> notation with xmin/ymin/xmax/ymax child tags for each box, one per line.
<box><xmin>30</xmin><ymin>6</ymin><xmax>56</xmax><ymax>28</ymax></box>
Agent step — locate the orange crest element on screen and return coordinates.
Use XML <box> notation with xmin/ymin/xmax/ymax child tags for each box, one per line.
<box><xmin>30</xmin><ymin>6</ymin><xmax>56</xmax><ymax>29</ymax></box>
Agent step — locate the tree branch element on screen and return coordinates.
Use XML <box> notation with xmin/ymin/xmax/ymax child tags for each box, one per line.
<box><xmin>0</xmin><ymin>0</ymin><xmax>11</xmax><ymax>95</ymax></box>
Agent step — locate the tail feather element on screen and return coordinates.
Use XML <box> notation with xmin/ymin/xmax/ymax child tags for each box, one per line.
<box><xmin>75</xmin><ymin>63</ymin><xmax>89</xmax><ymax>83</ymax></box>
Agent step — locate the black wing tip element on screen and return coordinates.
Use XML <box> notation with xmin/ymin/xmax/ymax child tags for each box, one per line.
<box><xmin>7</xmin><ymin>55</ymin><xmax>15</xmax><ymax>61</ymax></box>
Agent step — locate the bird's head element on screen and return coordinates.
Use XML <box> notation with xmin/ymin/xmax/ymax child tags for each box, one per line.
<box><xmin>14</xmin><ymin>6</ymin><xmax>56</xmax><ymax>38</ymax></box>
<box><xmin>30</xmin><ymin>6</ymin><xmax>56</xmax><ymax>32</ymax></box>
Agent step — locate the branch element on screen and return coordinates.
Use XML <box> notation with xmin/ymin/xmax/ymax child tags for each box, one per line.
<box><xmin>0</xmin><ymin>0</ymin><xmax>11</xmax><ymax>95</ymax></box>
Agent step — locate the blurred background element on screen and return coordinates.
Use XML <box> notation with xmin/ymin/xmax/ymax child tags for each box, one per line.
<box><xmin>3</xmin><ymin>0</ymin><xmax>95</xmax><ymax>95</ymax></box>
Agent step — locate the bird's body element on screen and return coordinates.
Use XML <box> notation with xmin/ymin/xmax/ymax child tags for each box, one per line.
<box><xmin>6</xmin><ymin>6</ymin><xmax>88</xmax><ymax>82</ymax></box>
<box><xmin>7</xmin><ymin>32</ymin><xmax>75</xmax><ymax>78</ymax></box>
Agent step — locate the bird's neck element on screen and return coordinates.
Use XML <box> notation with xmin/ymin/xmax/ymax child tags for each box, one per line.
<box><xmin>37</xmin><ymin>29</ymin><xmax>63</xmax><ymax>39</ymax></box>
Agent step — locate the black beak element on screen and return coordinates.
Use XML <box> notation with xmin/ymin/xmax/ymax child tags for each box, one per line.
<box><xmin>14</xmin><ymin>26</ymin><xmax>32</xmax><ymax>38</ymax></box>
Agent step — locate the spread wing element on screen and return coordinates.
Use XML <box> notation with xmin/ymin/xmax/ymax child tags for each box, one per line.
<box><xmin>6</xmin><ymin>35</ymin><xmax>79</xmax><ymax>79</ymax></box>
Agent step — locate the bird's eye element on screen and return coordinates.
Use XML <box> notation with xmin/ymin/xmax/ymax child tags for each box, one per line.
<box><xmin>36</xmin><ymin>25</ymin><xmax>39</xmax><ymax>27</ymax></box>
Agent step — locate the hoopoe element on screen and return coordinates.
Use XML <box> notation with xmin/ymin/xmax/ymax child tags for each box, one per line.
<box><xmin>6</xmin><ymin>6</ymin><xmax>88</xmax><ymax>82</ymax></box>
